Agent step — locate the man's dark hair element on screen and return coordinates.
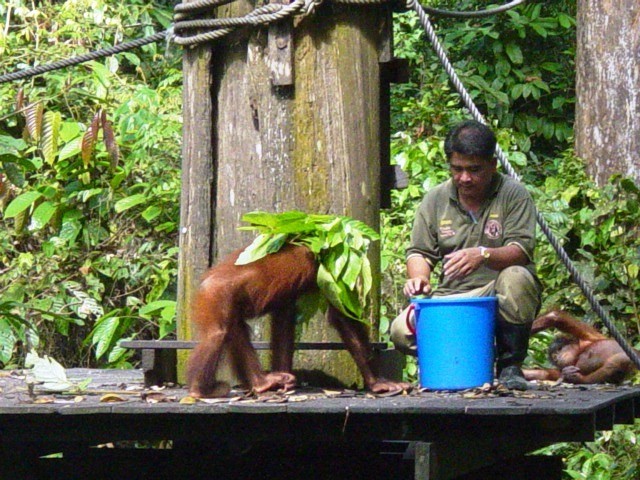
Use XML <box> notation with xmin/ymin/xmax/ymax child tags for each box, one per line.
<box><xmin>444</xmin><ymin>120</ymin><xmax>496</xmax><ymax>161</ymax></box>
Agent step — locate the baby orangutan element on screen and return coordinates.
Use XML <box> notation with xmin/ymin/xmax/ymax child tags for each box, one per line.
<box><xmin>523</xmin><ymin>310</ymin><xmax>639</xmax><ymax>384</ymax></box>
<box><xmin>187</xmin><ymin>244</ymin><xmax>412</xmax><ymax>397</ymax></box>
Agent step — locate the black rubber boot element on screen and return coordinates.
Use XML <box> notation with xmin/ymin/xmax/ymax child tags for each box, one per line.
<box><xmin>495</xmin><ymin>319</ymin><xmax>531</xmax><ymax>391</ymax></box>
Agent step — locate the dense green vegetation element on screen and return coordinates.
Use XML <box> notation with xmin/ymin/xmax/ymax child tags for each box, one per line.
<box><xmin>0</xmin><ymin>0</ymin><xmax>180</xmax><ymax>367</ymax></box>
<box><xmin>0</xmin><ymin>0</ymin><xmax>638</xmax><ymax>477</ymax></box>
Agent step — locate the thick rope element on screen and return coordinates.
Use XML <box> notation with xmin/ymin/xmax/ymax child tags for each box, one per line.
<box><xmin>411</xmin><ymin>1</ymin><xmax>640</xmax><ymax>370</ymax></box>
<box><xmin>419</xmin><ymin>0</ymin><xmax>526</xmax><ymax>18</ymax></box>
<box><xmin>1</xmin><ymin>0</ymin><xmax>528</xmax><ymax>81</ymax></box>
<box><xmin>174</xmin><ymin>0</ymin><xmax>307</xmax><ymax>46</ymax></box>
<box><xmin>0</xmin><ymin>31</ymin><xmax>168</xmax><ymax>85</ymax></box>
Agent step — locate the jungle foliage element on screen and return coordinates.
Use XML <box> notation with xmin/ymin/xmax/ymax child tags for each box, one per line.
<box><xmin>0</xmin><ymin>0</ymin><xmax>638</xmax><ymax>477</ymax></box>
<box><xmin>0</xmin><ymin>0</ymin><xmax>181</xmax><ymax>367</ymax></box>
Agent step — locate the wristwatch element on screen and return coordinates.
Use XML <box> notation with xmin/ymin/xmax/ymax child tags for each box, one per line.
<box><xmin>479</xmin><ymin>246</ymin><xmax>491</xmax><ymax>263</ymax></box>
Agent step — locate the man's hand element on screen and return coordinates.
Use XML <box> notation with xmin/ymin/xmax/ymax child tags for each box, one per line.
<box><xmin>405</xmin><ymin>256</ymin><xmax>432</xmax><ymax>298</ymax></box>
<box><xmin>443</xmin><ymin>247</ymin><xmax>485</xmax><ymax>280</ymax></box>
<box><xmin>403</xmin><ymin>277</ymin><xmax>432</xmax><ymax>298</ymax></box>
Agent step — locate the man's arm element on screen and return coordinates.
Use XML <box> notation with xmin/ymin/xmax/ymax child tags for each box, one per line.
<box><xmin>403</xmin><ymin>255</ymin><xmax>432</xmax><ymax>297</ymax></box>
<box><xmin>443</xmin><ymin>244</ymin><xmax>527</xmax><ymax>280</ymax></box>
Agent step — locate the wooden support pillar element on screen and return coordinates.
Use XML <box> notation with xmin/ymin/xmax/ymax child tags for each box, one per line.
<box><xmin>176</xmin><ymin>2</ymin><xmax>215</xmax><ymax>381</ymax></box>
<box><xmin>179</xmin><ymin>0</ymin><xmax>392</xmax><ymax>387</ymax></box>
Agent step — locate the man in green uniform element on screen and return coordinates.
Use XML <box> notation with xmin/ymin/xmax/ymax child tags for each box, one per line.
<box><xmin>390</xmin><ymin>120</ymin><xmax>542</xmax><ymax>390</ymax></box>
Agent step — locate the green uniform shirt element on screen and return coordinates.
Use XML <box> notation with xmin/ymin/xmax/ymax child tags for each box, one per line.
<box><xmin>407</xmin><ymin>173</ymin><xmax>537</xmax><ymax>295</ymax></box>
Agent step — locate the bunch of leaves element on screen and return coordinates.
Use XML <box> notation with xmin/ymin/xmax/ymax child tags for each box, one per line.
<box><xmin>236</xmin><ymin>211</ymin><xmax>379</xmax><ymax>324</ymax></box>
<box><xmin>0</xmin><ymin>0</ymin><xmax>181</xmax><ymax>367</ymax></box>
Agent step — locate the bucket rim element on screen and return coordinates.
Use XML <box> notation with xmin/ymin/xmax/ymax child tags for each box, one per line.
<box><xmin>410</xmin><ymin>296</ymin><xmax>497</xmax><ymax>305</ymax></box>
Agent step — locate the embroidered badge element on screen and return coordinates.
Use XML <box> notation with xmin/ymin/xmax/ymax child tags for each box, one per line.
<box><xmin>440</xmin><ymin>226</ymin><xmax>456</xmax><ymax>238</ymax></box>
<box><xmin>484</xmin><ymin>219</ymin><xmax>502</xmax><ymax>239</ymax></box>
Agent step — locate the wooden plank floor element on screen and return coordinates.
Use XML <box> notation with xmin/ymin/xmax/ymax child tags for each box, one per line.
<box><xmin>1</xmin><ymin>368</ymin><xmax>639</xmax><ymax>479</ymax></box>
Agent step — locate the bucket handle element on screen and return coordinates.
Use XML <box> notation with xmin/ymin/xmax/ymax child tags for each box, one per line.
<box><xmin>406</xmin><ymin>303</ymin><xmax>416</xmax><ymax>335</ymax></box>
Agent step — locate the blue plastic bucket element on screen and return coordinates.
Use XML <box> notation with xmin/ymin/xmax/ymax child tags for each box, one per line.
<box><xmin>411</xmin><ymin>296</ymin><xmax>497</xmax><ymax>390</ymax></box>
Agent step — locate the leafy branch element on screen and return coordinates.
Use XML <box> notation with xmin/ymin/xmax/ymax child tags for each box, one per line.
<box><xmin>236</xmin><ymin>211</ymin><xmax>379</xmax><ymax>324</ymax></box>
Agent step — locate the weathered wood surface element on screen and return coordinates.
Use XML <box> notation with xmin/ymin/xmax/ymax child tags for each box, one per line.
<box><xmin>178</xmin><ymin>1</ymin><xmax>393</xmax><ymax>387</ymax></box>
<box><xmin>176</xmin><ymin>0</ymin><xmax>216</xmax><ymax>381</ymax></box>
<box><xmin>1</xmin><ymin>369</ymin><xmax>638</xmax><ymax>419</ymax></box>
<box><xmin>1</xmin><ymin>369</ymin><xmax>639</xmax><ymax>479</ymax></box>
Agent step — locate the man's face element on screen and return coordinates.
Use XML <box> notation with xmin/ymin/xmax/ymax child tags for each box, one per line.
<box><xmin>449</xmin><ymin>153</ymin><xmax>497</xmax><ymax>200</ymax></box>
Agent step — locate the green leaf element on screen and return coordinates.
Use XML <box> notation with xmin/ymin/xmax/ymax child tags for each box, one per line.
<box><xmin>25</xmin><ymin>351</ymin><xmax>73</xmax><ymax>392</ymax></box>
<box><xmin>561</xmin><ymin>185</ymin><xmax>580</xmax><ymax>204</ymax></box>
<box><xmin>91</xmin><ymin>315</ymin><xmax>120</xmax><ymax>360</ymax></box>
<box><xmin>58</xmin><ymin>137</ymin><xmax>82</xmax><ymax>161</ymax></box>
<box><xmin>0</xmin><ymin>319</ymin><xmax>17</xmax><ymax>364</ymax></box>
<box><xmin>505</xmin><ymin>43</ymin><xmax>523</xmax><ymax>65</ymax></box>
<box><xmin>30</xmin><ymin>201</ymin><xmax>57</xmax><ymax>230</ymax></box>
<box><xmin>360</xmin><ymin>254</ymin><xmax>373</xmax><ymax>299</ymax></box>
<box><xmin>295</xmin><ymin>291</ymin><xmax>327</xmax><ymax>324</ymax></box>
<box><xmin>557</xmin><ymin>13</ymin><xmax>572</xmax><ymax>28</ymax></box>
<box><xmin>59</xmin><ymin>219</ymin><xmax>82</xmax><ymax>244</ymax></box>
<box><xmin>316</xmin><ymin>264</ymin><xmax>349</xmax><ymax>318</ymax></box>
<box><xmin>114</xmin><ymin>194</ymin><xmax>147</xmax><ymax>213</ymax></box>
<box><xmin>340</xmin><ymin>250</ymin><xmax>363</xmax><ymax>290</ymax></box>
<box><xmin>142</xmin><ymin>205</ymin><xmax>162</xmax><ymax>222</ymax></box>
<box><xmin>4</xmin><ymin>191</ymin><xmax>42</xmax><ymax>218</ymax></box>
<box><xmin>140</xmin><ymin>300</ymin><xmax>177</xmax><ymax>316</ymax></box>
<box><xmin>0</xmin><ymin>134</ymin><xmax>27</xmax><ymax>156</ymax></box>
<box><xmin>235</xmin><ymin>233</ymin><xmax>277</xmax><ymax>265</ymax></box>
<box><xmin>3</xmin><ymin>162</ymin><xmax>25</xmax><ymax>187</ymax></box>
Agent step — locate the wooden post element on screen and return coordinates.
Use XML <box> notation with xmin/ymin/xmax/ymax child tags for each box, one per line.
<box><xmin>176</xmin><ymin>2</ymin><xmax>215</xmax><ymax>380</ymax></box>
<box><xmin>179</xmin><ymin>0</ymin><xmax>392</xmax><ymax>387</ymax></box>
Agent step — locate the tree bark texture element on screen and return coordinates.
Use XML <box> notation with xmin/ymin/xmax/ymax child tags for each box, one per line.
<box><xmin>176</xmin><ymin>38</ymin><xmax>215</xmax><ymax>379</ymax></box>
<box><xmin>180</xmin><ymin>1</ymin><xmax>390</xmax><ymax>387</ymax></box>
<box><xmin>575</xmin><ymin>1</ymin><xmax>640</xmax><ymax>186</ymax></box>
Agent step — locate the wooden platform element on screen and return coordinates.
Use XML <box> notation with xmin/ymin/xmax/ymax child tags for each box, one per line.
<box><xmin>1</xmin><ymin>368</ymin><xmax>638</xmax><ymax>479</ymax></box>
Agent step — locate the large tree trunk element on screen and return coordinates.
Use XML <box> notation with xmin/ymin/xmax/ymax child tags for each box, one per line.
<box><xmin>575</xmin><ymin>1</ymin><xmax>640</xmax><ymax>186</ymax></box>
<box><xmin>179</xmin><ymin>2</ymin><xmax>390</xmax><ymax>387</ymax></box>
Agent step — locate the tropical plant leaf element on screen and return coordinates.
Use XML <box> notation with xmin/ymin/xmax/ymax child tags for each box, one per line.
<box><xmin>235</xmin><ymin>233</ymin><xmax>288</xmax><ymax>265</ymax></box>
<box><xmin>15</xmin><ymin>88</ymin><xmax>25</xmax><ymax>112</ymax></box>
<box><xmin>58</xmin><ymin>137</ymin><xmax>82</xmax><ymax>161</ymax></box>
<box><xmin>41</xmin><ymin>111</ymin><xmax>61</xmax><ymax>165</ymax></box>
<box><xmin>295</xmin><ymin>291</ymin><xmax>327</xmax><ymax>324</ymax></box>
<box><xmin>30</xmin><ymin>200</ymin><xmax>57</xmax><ymax>230</ymax></box>
<box><xmin>101</xmin><ymin>111</ymin><xmax>120</xmax><ymax>169</ymax></box>
<box><xmin>81</xmin><ymin>110</ymin><xmax>102</xmax><ymax>167</ymax></box>
<box><xmin>91</xmin><ymin>314</ymin><xmax>120</xmax><ymax>360</ymax></box>
<box><xmin>25</xmin><ymin>351</ymin><xmax>73</xmax><ymax>392</ymax></box>
<box><xmin>140</xmin><ymin>300</ymin><xmax>177</xmax><ymax>316</ymax></box>
<box><xmin>114</xmin><ymin>193</ymin><xmax>146</xmax><ymax>213</ymax></box>
<box><xmin>23</xmin><ymin>102</ymin><xmax>43</xmax><ymax>142</ymax></box>
<box><xmin>4</xmin><ymin>191</ymin><xmax>42</xmax><ymax>218</ymax></box>
<box><xmin>0</xmin><ymin>319</ymin><xmax>17</xmax><ymax>364</ymax></box>
<box><xmin>340</xmin><ymin>250</ymin><xmax>363</xmax><ymax>290</ymax></box>
<box><xmin>3</xmin><ymin>162</ymin><xmax>25</xmax><ymax>188</ymax></box>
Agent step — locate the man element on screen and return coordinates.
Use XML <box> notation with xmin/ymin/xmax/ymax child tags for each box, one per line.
<box><xmin>390</xmin><ymin>120</ymin><xmax>542</xmax><ymax>390</ymax></box>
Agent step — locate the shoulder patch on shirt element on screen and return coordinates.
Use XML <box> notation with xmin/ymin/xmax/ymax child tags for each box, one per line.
<box><xmin>439</xmin><ymin>226</ymin><xmax>456</xmax><ymax>238</ymax></box>
<box><xmin>484</xmin><ymin>219</ymin><xmax>503</xmax><ymax>240</ymax></box>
